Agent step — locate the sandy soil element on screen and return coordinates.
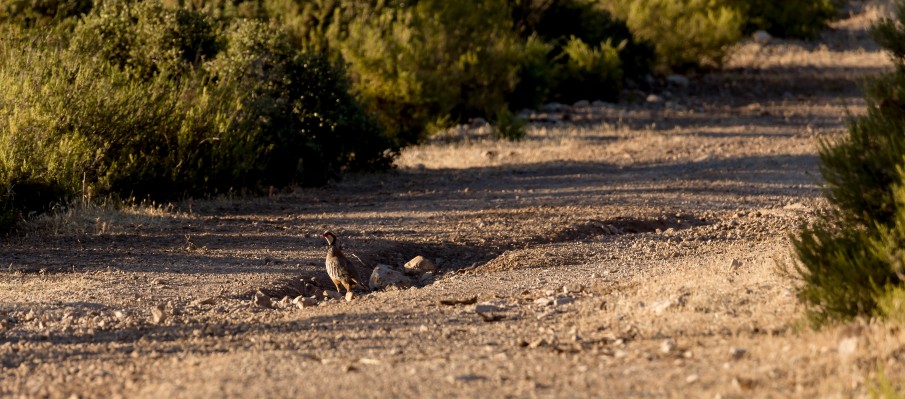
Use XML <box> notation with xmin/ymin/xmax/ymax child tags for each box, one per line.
<box><xmin>2</xmin><ymin>2</ymin><xmax>904</xmax><ymax>398</ymax></box>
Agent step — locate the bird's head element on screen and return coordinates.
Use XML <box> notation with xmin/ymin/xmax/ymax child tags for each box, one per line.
<box><xmin>322</xmin><ymin>231</ymin><xmax>337</xmax><ymax>246</ymax></box>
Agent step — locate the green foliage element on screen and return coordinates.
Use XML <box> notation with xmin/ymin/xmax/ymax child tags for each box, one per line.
<box><xmin>870</xmin><ymin>364</ymin><xmax>905</xmax><ymax>399</ymax></box>
<box><xmin>0</xmin><ymin>0</ymin><xmax>92</xmax><ymax>29</ymax></box>
<box><xmin>725</xmin><ymin>0</ymin><xmax>841</xmax><ymax>39</ymax></box>
<box><xmin>556</xmin><ymin>36</ymin><xmax>623</xmax><ymax>103</ymax></box>
<box><xmin>333</xmin><ymin>0</ymin><xmax>521</xmax><ymax>144</ymax></box>
<box><xmin>0</xmin><ymin>2</ymin><xmax>394</xmax><ymax>230</ymax></box>
<box><xmin>515</xmin><ymin>0</ymin><xmax>653</xmax><ymax>80</ymax></box>
<box><xmin>876</xmin><ymin>285</ymin><xmax>905</xmax><ymax>324</ymax></box>
<box><xmin>789</xmin><ymin>0</ymin><xmax>905</xmax><ymax>327</ymax></box>
<box><xmin>605</xmin><ymin>0</ymin><xmax>743</xmax><ymax>71</ymax></box>
<box><xmin>72</xmin><ymin>1</ymin><xmax>222</xmax><ymax>77</ymax></box>
<box><xmin>492</xmin><ymin>108</ymin><xmax>527</xmax><ymax>141</ymax></box>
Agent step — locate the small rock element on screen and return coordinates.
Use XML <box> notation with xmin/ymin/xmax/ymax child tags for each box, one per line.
<box><xmin>192</xmin><ymin>297</ymin><xmax>217</xmax><ymax>307</ymax></box>
<box><xmin>419</xmin><ymin>272</ymin><xmax>435</xmax><ymax>285</ymax></box>
<box><xmin>540</xmin><ymin>102</ymin><xmax>570</xmax><ymax>112</ymax></box>
<box><xmin>666</xmin><ymin>74</ymin><xmax>690</xmax><ymax>88</ymax></box>
<box><xmin>345</xmin><ymin>292</ymin><xmax>355</xmax><ymax>302</ymax></box>
<box><xmin>646</xmin><ymin>94</ymin><xmax>663</xmax><ymax>104</ymax></box>
<box><xmin>439</xmin><ymin>296</ymin><xmax>478</xmax><ymax>306</ymax></box>
<box><xmin>369</xmin><ymin>264</ymin><xmax>413</xmax><ymax>290</ymax></box>
<box><xmin>753</xmin><ymin>30</ymin><xmax>772</xmax><ymax>44</ymax></box>
<box><xmin>728</xmin><ymin>258</ymin><xmax>741</xmax><ymax>272</ymax></box>
<box><xmin>253</xmin><ymin>291</ymin><xmax>273</xmax><ymax>309</ymax></box>
<box><xmin>474</xmin><ymin>303</ymin><xmax>504</xmax><ymax>322</ymax></box>
<box><xmin>150</xmin><ymin>304</ymin><xmax>167</xmax><ymax>324</ymax></box>
<box><xmin>651</xmin><ymin>298</ymin><xmax>678</xmax><ymax>314</ymax></box>
<box><xmin>838</xmin><ymin>336</ymin><xmax>858</xmax><ymax>357</ymax></box>
<box><xmin>292</xmin><ymin>296</ymin><xmax>318</xmax><ymax>308</ymax></box>
<box><xmin>661</xmin><ymin>339</ymin><xmax>677</xmax><ymax>354</ymax></box>
<box><xmin>469</xmin><ymin>117</ymin><xmax>488</xmax><ymax>128</ymax></box>
<box><xmin>273</xmin><ymin>296</ymin><xmax>292</xmax><ymax>309</ymax></box>
<box><xmin>113</xmin><ymin>310</ymin><xmax>127</xmax><ymax>319</ymax></box>
<box><xmin>730</xmin><ymin>347</ymin><xmax>748</xmax><ymax>360</ymax></box>
<box><xmin>686</xmin><ymin>374</ymin><xmax>699</xmax><ymax>384</ymax></box>
<box><xmin>534</xmin><ymin>297</ymin><xmax>554</xmax><ymax>306</ymax></box>
<box><xmin>553</xmin><ymin>296</ymin><xmax>574</xmax><ymax>306</ymax></box>
<box><xmin>404</xmin><ymin>256</ymin><xmax>438</xmax><ymax>275</ymax></box>
<box><xmin>474</xmin><ymin>304</ymin><xmax>502</xmax><ymax>313</ymax></box>
<box><xmin>323</xmin><ymin>290</ymin><xmax>342</xmax><ymax>300</ymax></box>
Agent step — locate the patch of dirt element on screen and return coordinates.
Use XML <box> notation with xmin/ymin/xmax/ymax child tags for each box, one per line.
<box><xmin>2</xmin><ymin>3</ymin><xmax>904</xmax><ymax>398</ymax></box>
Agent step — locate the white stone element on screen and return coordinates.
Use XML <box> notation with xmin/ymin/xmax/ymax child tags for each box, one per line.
<box><xmin>753</xmin><ymin>30</ymin><xmax>772</xmax><ymax>44</ymax></box>
<box><xmin>369</xmin><ymin>264</ymin><xmax>413</xmax><ymax>290</ymax></box>
<box><xmin>646</xmin><ymin>94</ymin><xmax>663</xmax><ymax>104</ymax></box>
<box><xmin>838</xmin><ymin>336</ymin><xmax>858</xmax><ymax>357</ymax></box>
<box><xmin>661</xmin><ymin>339</ymin><xmax>677</xmax><ymax>353</ymax></box>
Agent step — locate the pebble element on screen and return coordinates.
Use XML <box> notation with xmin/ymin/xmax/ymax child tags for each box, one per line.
<box><xmin>151</xmin><ymin>304</ymin><xmax>167</xmax><ymax>324</ymax></box>
<box><xmin>323</xmin><ymin>290</ymin><xmax>342</xmax><ymax>300</ymax></box>
<box><xmin>646</xmin><ymin>94</ymin><xmax>663</xmax><ymax>104</ymax></box>
<box><xmin>404</xmin><ymin>256</ymin><xmax>438</xmax><ymax>274</ymax></box>
<box><xmin>439</xmin><ymin>296</ymin><xmax>478</xmax><ymax>306</ymax></box>
<box><xmin>553</xmin><ymin>296</ymin><xmax>574</xmax><ymax>306</ymax></box>
<box><xmin>661</xmin><ymin>339</ymin><xmax>677</xmax><ymax>354</ymax></box>
<box><xmin>838</xmin><ymin>337</ymin><xmax>858</xmax><ymax>357</ymax></box>
<box><xmin>534</xmin><ymin>297</ymin><xmax>553</xmax><ymax>306</ymax></box>
<box><xmin>753</xmin><ymin>30</ymin><xmax>772</xmax><ymax>44</ymax></box>
<box><xmin>730</xmin><ymin>347</ymin><xmax>747</xmax><ymax>360</ymax></box>
<box><xmin>253</xmin><ymin>291</ymin><xmax>273</xmax><ymax>309</ymax></box>
<box><xmin>666</xmin><ymin>74</ymin><xmax>690</xmax><ymax>88</ymax></box>
<box><xmin>292</xmin><ymin>296</ymin><xmax>318</xmax><ymax>308</ymax></box>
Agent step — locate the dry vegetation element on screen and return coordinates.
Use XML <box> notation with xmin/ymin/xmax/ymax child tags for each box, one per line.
<box><xmin>1</xmin><ymin>2</ymin><xmax>904</xmax><ymax>398</ymax></box>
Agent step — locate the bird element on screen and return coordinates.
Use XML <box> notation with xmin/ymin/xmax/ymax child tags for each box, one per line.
<box><xmin>322</xmin><ymin>231</ymin><xmax>369</xmax><ymax>295</ymax></box>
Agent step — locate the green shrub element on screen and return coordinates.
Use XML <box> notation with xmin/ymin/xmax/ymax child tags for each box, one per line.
<box><xmin>72</xmin><ymin>1</ymin><xmax>221</xmax><ymax>78</ymax></box>
<box><xmin>555</xmin><ymin>36</ymin><xmax>623</xmax><ymax>103</ymax></box>
<box><xmin>333</xmin><ymin>0</ymin><xmax>521</xmax><ymax>144</ymax></box>
<box><xmin>605</xmin><ymin>0</ymin><xmax>743</xmax><ymax>71</ymax></box>
<box><xmin>515</xmin><ymin>0</ymin><xmax>653</xmax><ymax>80</ymax></box>
<box><xmin>0</xmin><ymin>0</ymin><xmax>92</xmax><ymax>29</ymax></box>
<box><xmin>725</xmin><ymin>0</ymin><xmax>841</xmax><ymax>39</ymax></box>
<box><xmin>0</xmin><ymin>3</ymin><xmax>395</xmax><ymax>230</ymax></box>
<box><xmin>788</xmin><ymin>0</ymin><xmax>905</xmax><ymax>327</ymax></box>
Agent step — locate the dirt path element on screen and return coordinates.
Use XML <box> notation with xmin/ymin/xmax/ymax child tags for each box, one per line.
<box><xmin>3</xmin><ymin>4</ymin><xmax>904</xmax><ymax>398</ymax></box>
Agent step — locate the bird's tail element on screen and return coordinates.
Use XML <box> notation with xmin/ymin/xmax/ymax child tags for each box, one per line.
<box><xmin>348</xmin><ymin>253</ymin><xmax>372</xmax><ymax>292</ymax></box>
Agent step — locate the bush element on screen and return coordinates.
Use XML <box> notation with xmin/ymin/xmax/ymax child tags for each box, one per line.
<box><xmin>725</xmin><ymin>0</ymin><xmax>841</xmax><ymax>39</ymax></box>
<box><xmin>604</xmin><ymin>0</ymin><xmax>743</xmax><ymax>72</ymax></box>
<box><xmin>788</xmin><ymin>0</ymin><xmax>905</xmax><ymax>326</ymax></box>
<box><xmin>0</xmin><ymin>2</ymin><xmax>395</xmax><ymax>230</ymax></box>
<box><xmin>332</xmin><ymin>0</ymin><xmax>521</xmax><ymax>144</ymax></box>
<box><xmin>0</xmin><ymin>0</ymin><xmax>92</xmax><ymax>30</ymax></box>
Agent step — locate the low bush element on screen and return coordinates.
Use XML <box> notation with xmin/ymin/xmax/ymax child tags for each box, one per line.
<box><xmin>0</xmin><ymin>0</ymin><xmax>91</xmax><ymax>30</ymax></box>
<box><xmin>725</xmin><ymin>0</ymin><xmax>841</xmax><ymax>39</ymax></box>
<box><xmin>332</xmin><ymin>0</ymin><xmax>521</xmax><ymax>144</ymax></box>
<box><xmin>0</xmin><ymin>2</ymin><xmax>395</xmax><ymax>231</ymax></box>
<box><xmin>788</xmin><ymin>0</ymin><xmax>905</xmax><ymax>327</ymax></box>
<box><xmin>604</xmin><ymin>0</ymin><xmax>743</xmax><ymax>72</ymax></box>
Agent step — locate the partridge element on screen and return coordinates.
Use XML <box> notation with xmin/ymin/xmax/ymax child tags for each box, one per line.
<box><xmin>322</xmin><ymin>231</ymin><xmax>369</xmax><ymax>294</ymax></box>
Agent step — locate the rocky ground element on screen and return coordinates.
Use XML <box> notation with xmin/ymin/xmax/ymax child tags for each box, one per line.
<box><xmin>2</xmin><ymin>2</ymin><xmax>905</xmax><ymax>398</ymax></box>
